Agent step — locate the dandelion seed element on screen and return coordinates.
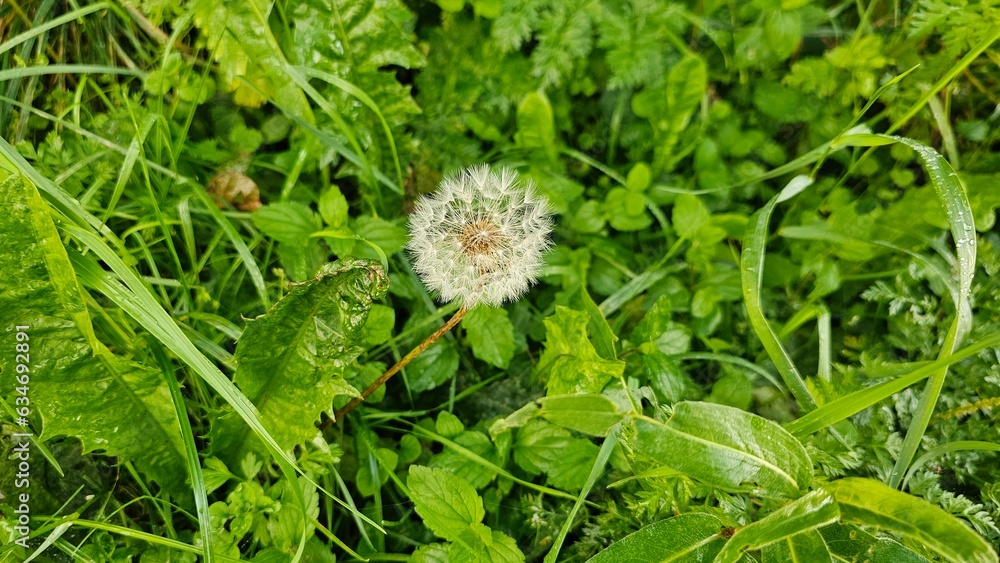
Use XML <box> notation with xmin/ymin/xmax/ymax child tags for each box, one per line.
<box><xmin>407</xmin><ymin>164</ymin><xmax>554</xmax><ymax>308</ymax></box>
<box><xmin>332</xmin><ymin>165</ymin><xmax>552</xmax><ymax>422</ymax></box>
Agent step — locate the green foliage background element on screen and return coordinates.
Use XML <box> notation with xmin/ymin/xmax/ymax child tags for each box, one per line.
<box><xmin>1</xmin><ymin>0</ymin><xmax>1000</xmax><ymax>561</ymax></box>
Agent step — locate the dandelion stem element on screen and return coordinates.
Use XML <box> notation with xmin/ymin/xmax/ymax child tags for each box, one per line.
<box><xmin>333</xmin><ymin>307</ymin><xmax>469</xmax><ymax>422</ymax></box>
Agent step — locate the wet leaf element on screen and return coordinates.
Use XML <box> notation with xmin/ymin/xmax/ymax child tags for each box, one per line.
<box><xmin>714</xmin><ymin>490</ymin><xmax>839</xmax><ymax>561</ymax></box>
<box><xmin>825</xmin><ymin>478</ymin><xmax>997</xmax><ymax>563</ymax></box>
<box><xmin>0</xmin><ymin>172</ymin><xmax>186</xmax><ymax>492</ymax></box>
<box><xmin>588</xmin><ymin>513</ymin><xmax>726</xmax><ymax>562</ymax></box>
<box><xmin>408</xmin><ymin>465</ymin><xmax>484</xmax><ymax>541</ymax></box>
<box><xmin>210</xmin><ymin>258</ymin><xmax>388</xmax><ymax>465</ymax></box>
<box><xmin>629</xmin><ymin>402</ymin><xmax>812</xmax><ymax>498</ymax></box>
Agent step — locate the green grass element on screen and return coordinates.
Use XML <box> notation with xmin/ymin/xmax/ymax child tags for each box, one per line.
<box><xmin>2</xmin><ymin>0</ymin><xmax>1000</xmax><ymax>561</ymax></box>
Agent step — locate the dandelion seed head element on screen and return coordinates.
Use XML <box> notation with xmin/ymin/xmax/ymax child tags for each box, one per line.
<box><xmin>407</xmin><ymin>164</ymin><xmax>553</xmax><ymax>308</ymax></box>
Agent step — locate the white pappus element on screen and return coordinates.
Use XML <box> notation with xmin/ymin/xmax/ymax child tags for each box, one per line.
<box><xmin>407</xmin><ymin>164</ymin><xmax>554</xmax><ymax>309</ymax></box>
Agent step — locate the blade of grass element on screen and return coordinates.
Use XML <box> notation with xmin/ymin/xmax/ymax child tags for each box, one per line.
<box><xmin>149</xmin><ymin>342</ymin><xmax>213</xmax><ymax>562</ymax></box>
<box><xmin>671</xmin><ymin>352</ymin><xmax>785</xmax><ymax>392</ymax></box>
<box><xmin>785</xmin><ymin>332</ymin><xmax>1000</xmax><ymax>436</ymax></box>
<box><xmin>0</xmin><ymin>127</ymin><xmax>132</xmax><ymax>260</ymax></box>
<box><xmin>835</xmin><ymin>135</ymin><xmax>977</xmax><ymax>489</ymax></box>
<box><xmin>741</xmin><ymin>175</ymin><xmax>818</xmax><ymax>411</ymax></box>
<box><xmin>599</xmin><ymin>254</ymin><xmax>686</xmax><ymax>315</ymax></box>
<box><xmin>298</xmin><ymin>66</ymin><xmax>404</xmax><ymax>190</ymax></box>
<box><xmin>236</xmin><ymin>83</ymin><xmax>401</xmax><ymax>195</ymax></box>
<box><xmin>0</xmin><ymin>64</ymin><xmax>142</xmax><ymax>81</ymax></box>
<box><xmin>902</xmin><ymin>441</ymin><xmax>1000</xmax><ymax>490</ymax></box>
<box><xmin>0</xmin><ymin>135</ymin><xmax>306</xmax><ymax>555</ymax></box>
<box><xmin>66</xmin><ymin>245</ymin><xmax>311</xmax><ymax>562</ymax></box>
<box><xmin>23</xmin><ymin>521</ymin><xmax>73</xmax><ymax>563</ymax></box>
<box><xmin>806</xmin><ymin>64</ymin><xmax>920</xmax><ymax>178</ymax></box>
<box><xmin>0</xmin><ymin>100</ymin><xmax>272</xmax><ymax>310</ymax></box>
<box><xmin>41</xmin><ymin>519</ymin><xmax>243</xmax><ymax>563</ymax></box>
<box><xmin>831</xmin><ymin>31</ymin><xmax>1000</xmax><ymax>189</ymax></box>
<box><xmin>886</xmin><ymin>27</ymin><xmax>1000</xmax><ymax>135</ymax></box>
<box><xmin>543</xmin><ymin>427</ymin><xmax>618</xmax><ymax>563</ymax></box>
<box><xmin>0</xmin><ymin>0</ymin><xmax>53</xmax><ymax>133</ymax></box>
<box><xmin>100</xmin><ymin>112</ymin><xmax>152</xmax><ymax>225</ymax></box>
<box><xmin>779</xmin><ymin>225</ymin><xmax>961</xmax><ymax>308</ymax></box>
<box><xmin>269</xmin><ymin>66</ymin><xmax>379</xmax><ymax>194</ymax></box>
<box><xmin>652</xmin><ymin>140</ymin><xmax>841</xmax><ymax>196</ymax></box>
<box><xmin>0</xmin><ymin>3</ymin><xmax>109</xmax><ymax>57</ymax></box>
<box><xmin>817</xmin><ymin>306</ymin><xmax>831</xmax><ymax>382</ymax></box>
<box><xmin>68</xmin><ymin>248</ymin><xmax>383</xmax><ymax>539</ymax></box>
<box><xmin>886</xmin><ymin>137</ymin><xmax>975</xmax><ymax>489</ymax></box>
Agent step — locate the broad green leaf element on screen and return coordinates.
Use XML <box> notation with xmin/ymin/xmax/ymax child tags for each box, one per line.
<box><xmin>429</xmin><ymin>430</ymin><xmax>500</xmax><ymax>489</ymax></box>
<box><xmin>278</xmin><ymin>239</ymin><xmax>329</xmax><ymax>282</ymax></box>
<box><xmin>268</xmin><ymin>476</ymin><xmax>321</xmax><ymax>553</ymax></box>
<box><xmin>604</xmin><ymin>187</ymin><xmax>653</xmax><ymax>231</ymax></box>
<box><xmin>0</xmin><ymin>173</ymin><xmax>186</xmax><ymax>493</ymax></box>
<box><xmin>407</xmin><ymin>465</ymin><xmax>484</xmax><ymax>542</ymax></box>
<box><xmin>587</xmin><ymin>513</ymin><xmax>726</xmax><ymax>563</ymax></box>
<box><xmin>825</xmin><ymin>477</ymin><xmax>998</xmax><ymax>563</ymax></box>
<box><xmin>668</xmin><ymin>53</ymin><xmax>707</xmax><ymax>107</ymax></box>
<box><xmin>352</xmin><ymin>215</ymin><xmax>408</xmax><ymax>256</ymax></box>
<box><xmin>489</xmin><ymin>403</ymin><xmax>542</xmax><ymax>437</ymax></box>
<box><xmin>356</xmin><ymin>447</ymin><xmax>399</xmax><ymax>497</ymax></box>
<box><xmin>538</xmin><ymin>394</ymin><xmax>624</xmax><ymax>437</ymax></box>
<box><xmin>515</xmin><ymin>91</ymin><xmax>559</xmax><ymax>166</ymax></box>
<box><xmin>488</xmin><ymin>394</ymin><xmax>625</xmax><ymax>438</ymax></box>
<box><xmin>626</xmin><ymin>162</ymin><xmax>652</xmax><ymax>192</ymax></box>
<box><xmin>318</xmin><ymin>185</ymin><xmax>349</xmax><ymax>228</ymax></box>
<box><xmin>761</xmin><ymin>530</ymin><xmax>832</xmax><ymax>563</ymax></box>
<box><xmin>671</xmin><ymin>193</ymin><xmax>712</xmax><ymax>242</ymax></box>
<box><xmin>410</xmin><ymin>543</ymin><xmax>449</xmax><ymax>563</ymax></box>
<box><xmin>706</xmin><ymin>372</ymin><xmax>753</xmax><ymax>410</ymax></box>
<box><xmin>561</xmin><ymin>279</ymin><xmax>619</xmax><ymax>360</ymax></box>
<box><xmin>764</xmin><ymin>10</ymin><xmax>802</xmax><ymax>61</ymax></box>
<box><xmin>202</xmin><ymin>457</ymin><xmax>237</xmax><ymax>495</ymax></box>
<box><xmin>539</xmin><ymin>306</ymin><xmax>625</xmax><ymax>396</ymax></box>
<box><xmin>362</xmin><ymin>304</ymin><xmax>395</xmax><ymax>346</ymax></box>
<box><xmin>631</xmin><ymin>295</ymin><xmax>692</xmax><ymax>356</ymax></box>
<box><xmin>399</xmin><ymin>434</ymin><xmax>423</xmax><ymax>464</ymax></box>
<box><xmin>568</xmin><ymin>199</ymin><xmax>606</xmax><ymax>233</ymax></box>
<box><xmin>463</xmin><ymin>306</ymin><xmax>515</xmax><ymax>368</ymax></box>
<box><xmin>408</xmin><ymin>339</ymin><xmax>460</xmax><ymax>393</ymax></box>
<box><xmin>630</xmin><ymin>350</ymin><xmax>698</xmax><ymax>404</ymax></box>
<box><xmin>821</xmin><ymin>524</ymin><xmax>930</xmax><ymax>563</ymax></box>
<box><xmin>192</xmin><ymin>0</ymin><xmax>311</xmax><ymax>114</ymax></box>
<box><xmin>435</xmin><ymin>411</ymin><xmax>466</xmax><ymax>439</ymax></box>
<box><xmin>629</xmin><ymin>402</ymin><xmax>812</xmax><ymax>498</ymax></box>
<box><xmin>253</xmin><ymin>202</ymin><xmax>322</xmax><ymax>245</ymax></box>
<box><xmin>411</xmin><ymin>423</ymin><xmax>580</xmax><ymax>503</ymax></box>
<box><xmin>514</xmin><ymin>419</ymin><xmax>598</xmax><ymax>491</ymax></box>
<box><xmin>449</xmin><ymin>523</ymin><xmax>525</xmax><ymax>562</ymax></box>
<box><xmin>713</xmin><ymin>490</ymin><xmax>839</xmax><ymax>562</ymax></box>
<box><xmin>211</xmin><ymin>258</ymin><xmax>388</xmax><ymax>465</ymax></box>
